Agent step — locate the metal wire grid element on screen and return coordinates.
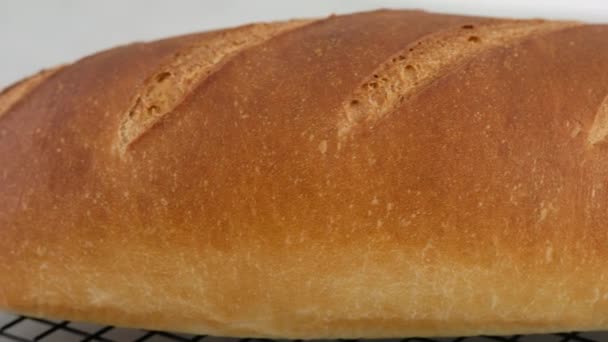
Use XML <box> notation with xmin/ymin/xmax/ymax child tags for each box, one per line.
<box><xmin>0</xmin><ymin>315</ymin><xmax>204</xmax><ymax>342</ymax></box>
<box><xmin>0</xmin><ymin>314</ymin><xmax>606</xmax><ymax>342</ymax></box>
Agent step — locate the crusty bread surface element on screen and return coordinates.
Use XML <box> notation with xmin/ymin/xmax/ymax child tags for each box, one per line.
<box><xmin>2</xmin><ymin>9</ymin><xmax>608</xmax><ymax>339</ymax></box>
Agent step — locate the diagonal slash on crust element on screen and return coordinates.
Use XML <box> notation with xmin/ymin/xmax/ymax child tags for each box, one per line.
<box><xmin>0</xmin><ymin>66</ymin><xmax>64</xmax><ymax>119</ymax></box>
<box><xmin>336</xmin><ymin>20</ymin><xmax>580</xmax><ymax>142</ymax></box>
<box><xmin>587</xmin><ymin>95</ymin><xmax>608</xmax><ymax>147</ymax></box>
<box><xmin>116</xmin><ymin>19</ymin><xmax>315</xmax><ymax>155</ymax></box>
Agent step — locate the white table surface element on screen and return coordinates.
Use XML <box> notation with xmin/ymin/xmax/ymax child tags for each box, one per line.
<box><xmin>1</xmin><ymin>0</ymin><xmax>608</xmax><ymax>340</ymax></box>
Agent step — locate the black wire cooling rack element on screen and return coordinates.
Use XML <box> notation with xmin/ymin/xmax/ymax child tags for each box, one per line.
<box><xmin>1</xmin><ymin>313</ymin><xmax>606</xmax><ymax>342</ymax></box>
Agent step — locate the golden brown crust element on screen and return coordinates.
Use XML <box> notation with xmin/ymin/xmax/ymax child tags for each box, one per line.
<box><xmin>118</xmin><ymin>19</ymin><xmax>314</xmax><ymax>153</ymax></box>
<box><xmin>338</xmin><ymin>20</ymin><xmax>579</xmax><ymax>139</ymax></box>
<box><xmin>1</xmin><ymin>10</ymin><xmax>608</xmax><ymax>338</ymax></box>
<box><xmin>0</xmin><ymin>66</ymin><xmax>64</xmax><ymax>118</ymax></box>
<box><xmin>587</xmin><ymin>95</ymin><xmax>608</xmax><ymax>146</ymax></box>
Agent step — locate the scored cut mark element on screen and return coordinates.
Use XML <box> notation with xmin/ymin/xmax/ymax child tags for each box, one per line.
<box><xmin>337</xmin><ymin>20</ymin><xmax>579</xmax><ymax>139</ymax></box>
<box><xmin>0</xmin><ymin>66</ymin><xmax>63</xmax><ymax>119</ymax></box>
<box><xmin>117</xmin><ymin>19</ymin><xmax>313</xmax><ymax>153</ymax></box>
<box><xmin>587</xmin><ymin>96</ymin><xmax>608</xmax><ymax>147</ymax></box>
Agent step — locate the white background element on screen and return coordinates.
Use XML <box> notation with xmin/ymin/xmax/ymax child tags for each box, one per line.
<box><xmin>1</xmin><ymin>0</ymin><xmax>608</xmax><ymax>89</ymax></box>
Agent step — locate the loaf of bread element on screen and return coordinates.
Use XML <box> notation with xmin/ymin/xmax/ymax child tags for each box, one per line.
<box><xmin>1</xmin><ymin>9</ymin><xmax>608</xmax><ymax>339</ymax></box>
